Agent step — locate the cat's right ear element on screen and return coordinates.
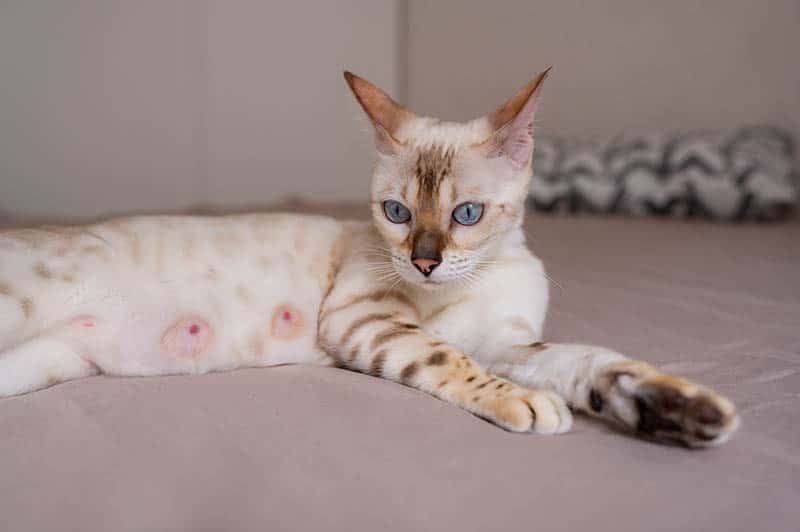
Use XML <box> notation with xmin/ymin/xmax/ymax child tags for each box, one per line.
<box><xmin>343</xmin><ymin>71</ymin><xmax>413</xmax><ymax>155</ymax></box>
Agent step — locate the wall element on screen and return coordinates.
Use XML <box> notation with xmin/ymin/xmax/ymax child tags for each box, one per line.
<box><xmin>0</xmin><ymin>1</ymin><xmax>401</xmax><ymax>223</ymax></box>
<box><xmin>1</xmin><ymin>1</ymin><xmax>797</xmax><ymax>223</ymax></box>
<box><xmin>406</xmin><ymin>0</ymin><xmax>800</xmax><ymax>144</ymax></box>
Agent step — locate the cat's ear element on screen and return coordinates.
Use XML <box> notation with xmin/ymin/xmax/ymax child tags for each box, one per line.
<box><xmin>343</xmin><ymin>71</ymin><xmax>414</xmax><ymax>155</ymax></box>
<box><xmin>480</xmin><ymin>68</ymin><xmax>550</xmax><ymax>169</ymax></box>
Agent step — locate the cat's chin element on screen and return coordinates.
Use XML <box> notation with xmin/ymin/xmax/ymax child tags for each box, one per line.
<box><xmin>398</xmin><ymin>269</ymin><xmax>482</xmax><ymax>291</ymax></box>
<box><xmin>414</xmin><ymin>279</ymin><xmax>445</xmax><ymax>290</ymax></box>
<box><xmin>403</xmin><ymin>276</ymin><xmax>450</xmax><ymax>292</ymax></box>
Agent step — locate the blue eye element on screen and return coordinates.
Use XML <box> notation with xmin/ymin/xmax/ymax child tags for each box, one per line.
<box><xmin>383</xmin><ymin>200</ymin><xmax>411</xmax><ymax>224</ymax></box>
<box><xmin>452</xmin><ymin>202</ymin><xmax>484</xmax><ymax>226</ymax></box>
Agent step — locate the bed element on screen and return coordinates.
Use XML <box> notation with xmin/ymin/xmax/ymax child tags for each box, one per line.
<box><xmin>1</xmin><ymin>207</ymin><xmax>797</xmax><ymax>532</ymax></box>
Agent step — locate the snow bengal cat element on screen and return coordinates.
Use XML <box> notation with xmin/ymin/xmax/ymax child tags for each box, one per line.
<box><xmin>0</xmin><ymin>69</ymin><xmax>739</xmax><ymax>447</ymax></box>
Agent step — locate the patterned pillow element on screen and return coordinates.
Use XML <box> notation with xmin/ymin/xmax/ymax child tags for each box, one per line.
<box><xmin>529</xmin><ymin>126</ymin><xmax>798</xmax><ymax>221</ymax></box>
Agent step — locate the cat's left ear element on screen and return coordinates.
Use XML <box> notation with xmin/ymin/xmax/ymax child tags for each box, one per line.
<box><xmin>479</xmin><ymin>68</ymin><xmax>550</xmax><ymax>169</ymax></box>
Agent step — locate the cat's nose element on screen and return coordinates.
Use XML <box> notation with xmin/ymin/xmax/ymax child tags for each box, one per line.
<box><xmin>412</xmin><ymin>258</ymin><xmax>440</xmax><ymax>277</ymax></box>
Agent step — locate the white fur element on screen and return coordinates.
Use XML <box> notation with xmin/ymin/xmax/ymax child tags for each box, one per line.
<box><xmin>396</xmin><ymin>117</ymin><xmax>494</xmax><ymax>151</ymax></box>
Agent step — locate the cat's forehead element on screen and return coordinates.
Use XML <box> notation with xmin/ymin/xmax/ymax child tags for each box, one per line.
<box><xmin>401</xmin><ymin>143</ymin><xmax>495</xmax><ymax>209</ymax></box>
<box><xmin>397</xmin><ymin>116</ymin><xmax>493</xmax><ymax>151</ymax></box>
<box><xmin>412</xmin><ymin>144</ymin><xmax>456</xmax><ymax>210</ymax></box>
<box><xmin>372</xmin><ymin>114</ymin><xmax>516</xmax><ymax>204</ymax></box>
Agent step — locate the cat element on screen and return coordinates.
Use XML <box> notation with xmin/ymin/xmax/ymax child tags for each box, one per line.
<box><xmin>0</xmin><ymin>69</ymin><xmax>739</xmax><ymax>447</ymax></box>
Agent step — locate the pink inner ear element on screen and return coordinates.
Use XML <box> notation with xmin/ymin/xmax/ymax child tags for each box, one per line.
<box><xmin>373</xmin><ymin>125</ymin><xmax>399</xmax><ymax>156</ymax></box>
<box><xmin>500</xmin><ymin>121</ymin><xmax>535</xmax><ymax>169</ymax></box>
<box><xmin>485</xmin><ymin>71</ymin><xmax>548</xmax><ymax>170</ymax></box>
<box><xmin>494</xmin><ymin>102</ymin><xmax>538</xmax><ymax>169</ymax></box>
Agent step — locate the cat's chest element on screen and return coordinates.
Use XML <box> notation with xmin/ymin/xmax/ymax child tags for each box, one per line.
<box><xmin>417</xmin><ymin>291</ymin><xmax>488</xmax><ymax>356</ymax></box>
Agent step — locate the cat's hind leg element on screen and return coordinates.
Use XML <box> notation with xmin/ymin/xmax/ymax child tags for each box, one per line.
<box><xmin>486</xmin><ymin>343</ymin><xmax>739</xmax><ymax>447</ymax></box>
<box><xmin>0</xmin><ymin>318</ymin><xmax>101</xmax><ymax>397</ymax></box>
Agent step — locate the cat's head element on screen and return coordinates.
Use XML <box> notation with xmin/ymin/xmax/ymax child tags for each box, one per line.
<box><xmin>344</xmin><ymin>69</ymin><xmax>548</xmax><ymax>289</ymax></box>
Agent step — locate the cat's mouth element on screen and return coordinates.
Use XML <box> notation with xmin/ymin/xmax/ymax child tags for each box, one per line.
<box><xmin>390</xmin><ymin>256</ymin><xmax>473</xmax><ymax>290</ymax></box>
<box><xmin>393</xmin><ymin>266</ymin><xmax>446</xmax><ymax>289</ymax></box>
<box><xmin>407</xmin><ymin>271</ymin><xmax>450</xmax><ymax>290</ymax></box>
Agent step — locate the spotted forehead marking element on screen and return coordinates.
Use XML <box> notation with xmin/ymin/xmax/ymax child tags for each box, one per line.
<box><xmin>415</xmin><ymin>145</ymin><xmax>455</xmax><ymax>210</ymax></box>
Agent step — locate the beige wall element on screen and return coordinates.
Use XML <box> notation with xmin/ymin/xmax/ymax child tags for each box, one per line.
<box><xmin>406</xmin><ymin>0</ymin><xmax>800</xmax><ymax>143</ymax></box>
<box><xmin>0</xmin><ymin>1</ymin><xmax>401</xmax><ymax>223</ymax></box>
<box><xmin>1</xmin><ymin>1</ymin><xmax>797</xmax><ymax>223</ymax></box>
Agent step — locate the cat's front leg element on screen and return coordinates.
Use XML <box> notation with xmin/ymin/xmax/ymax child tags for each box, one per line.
<box><xmin>487</xmin><ymin>343</ymin><xmax>739</xmax><ymax>447</ymax></box>
<box><xmin>318</xmin><ymin>300</ymin><xmax>572</xmax><ymax>434</ymax></box>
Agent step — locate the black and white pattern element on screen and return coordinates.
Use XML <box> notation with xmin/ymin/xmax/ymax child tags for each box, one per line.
<box><xmin>529</xmin><ymin>126</ymin><xmax>798</xmax><ymax>221</ymax></box>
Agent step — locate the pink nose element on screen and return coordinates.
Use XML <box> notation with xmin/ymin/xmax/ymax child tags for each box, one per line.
<box><xmin>412</xmin><ymin>258</ymin><xmax>440</xmax><ymax>276</ymax></box>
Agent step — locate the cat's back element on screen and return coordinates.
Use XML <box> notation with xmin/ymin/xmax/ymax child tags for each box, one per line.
<box><xmin>1</xmin><ymin>212</ymin><xmax>346</xmax><ymax>283</ymax></box>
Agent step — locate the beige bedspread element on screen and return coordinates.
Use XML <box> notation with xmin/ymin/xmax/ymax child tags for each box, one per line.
<box><xmin>1</xmin><ymin>209</ymin><xmax>798</xmax><ymax>532</ymax></box>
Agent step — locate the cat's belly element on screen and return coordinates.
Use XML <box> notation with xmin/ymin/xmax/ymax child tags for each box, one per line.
<box><xmin>0</xmin><ymin>213</ymin><xmax>348</xmax><ymax>375</ymax></box>
<box><xmin>78</xmin><ymin>251</ymin><xmax>328</xmax><ymax>376</ymax></box>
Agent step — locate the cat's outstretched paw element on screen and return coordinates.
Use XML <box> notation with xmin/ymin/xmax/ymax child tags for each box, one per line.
<box><xmin>593</xmin><ymin>361</ymin><xmax>739</xmax><ymax>448</ymax></box>
<box><xmin>482</xmin><ymin>388</ymin><xmax>572</xmax><ymax>435</ymax></box>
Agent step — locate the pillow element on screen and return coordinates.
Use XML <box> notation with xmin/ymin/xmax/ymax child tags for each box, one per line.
<box><xmin>529</xmin><ymin>126</ymin><xmax>798</xmax><ymax>221</ymax></box>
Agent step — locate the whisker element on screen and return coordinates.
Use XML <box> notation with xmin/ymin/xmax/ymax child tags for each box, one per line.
<box><xmin>363</xmin><ymin>249</ymin><xmax>393</xmax><ymax>257</ymax></box>
<box><xmin>373</xmin><ymin>272</ymin><xmax>402</xmax><ymax>284</ymax></box>
<box><xmin>541</xmin><ymin>271</ymin><xmax>568</xmax><ymax>295</ymax></box>
<box><xmin>381</xmin><ymin>275</ymin><xmax>404</xmax><ymax>298</ymax></box>
<box><xmin>365</xmin><ymin>264</ymin><xmax>396</xmax><ymax>271</ymax></box>
<box><xmin>469</xmin><ymin>257</ymin><xmax>568</xmax><ymax>295</ymax></box>
<box><xmin>366</xmin><ymin>268</ymin><xmax>395</xmax><ymax>275</ymax></box>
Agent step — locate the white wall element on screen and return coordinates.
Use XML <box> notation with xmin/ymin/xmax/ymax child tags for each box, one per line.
<box><xmin>0</xmin><ymin>1</ymin><xmax>401</xmax><ymax>223</ymax></box>
<box><xmin>406</xmin><ymin>1</ymin><xmax>800</xmax><ymax>143</ymax></box>
<box><xmin>1</xmin><ymin>1</ymin><xmax>797</xmax><ymax>223</ymax></box>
